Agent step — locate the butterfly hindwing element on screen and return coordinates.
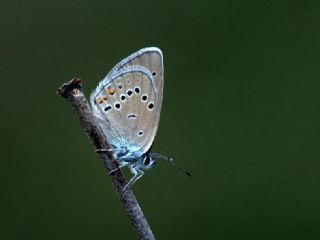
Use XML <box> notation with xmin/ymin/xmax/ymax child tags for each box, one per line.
<box><xmin>91</xmin><ymin>69</ymin><xmax>161</xmax><ymax>156</ymax></box>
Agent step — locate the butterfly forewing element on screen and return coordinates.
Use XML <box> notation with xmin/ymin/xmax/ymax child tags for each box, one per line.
<box><xmin>91</xmin><ymin>47</ymin><xmax>163</xmax><ymax>157</ymax></box>
<box><xmin>107</xmin><ymin>47</ymin><xmax>163</xmax><ymax>93</ymax></box>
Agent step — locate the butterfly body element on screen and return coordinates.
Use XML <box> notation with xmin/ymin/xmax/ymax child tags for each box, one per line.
<box><xmin>90</xmin><ymin>47</ymin><xmax>163</xmax><ymax>189</ymax></box>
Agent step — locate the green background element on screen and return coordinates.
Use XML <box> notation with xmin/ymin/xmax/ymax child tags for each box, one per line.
<box><xmin>1</xmin><ymin>0</ymin><xmax>320</xmax><ymax>239</ymax></box>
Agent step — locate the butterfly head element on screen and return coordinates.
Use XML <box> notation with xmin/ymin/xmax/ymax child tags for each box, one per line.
<box><xmin>141</xmin><ymin>154</ymin><xmax>156</xmax><ymax>170</ymax></box>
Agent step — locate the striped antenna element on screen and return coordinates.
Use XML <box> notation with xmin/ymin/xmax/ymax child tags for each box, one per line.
<box><xmin>150</xmin><ymin>153</ymin><xmax>192</xmax><ymax>177</ymax></box>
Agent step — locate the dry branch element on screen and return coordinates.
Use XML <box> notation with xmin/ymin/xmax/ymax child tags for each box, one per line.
<box><xmin>57</xmin><ymin>78</ymin><xmax>155</xmax><ymax>240</ymax></box>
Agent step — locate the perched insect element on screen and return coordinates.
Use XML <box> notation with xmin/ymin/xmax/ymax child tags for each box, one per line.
<box><xmin>90</xmin><ymin>47</ymin><xmax>191</xmax><ymax>190</ymax></box>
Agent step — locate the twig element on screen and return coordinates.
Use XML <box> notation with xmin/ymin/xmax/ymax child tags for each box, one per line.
<box><xmin>57</xmin><ymin>78</ymin><xmax>155</xmax><ymax>240</ymax></box>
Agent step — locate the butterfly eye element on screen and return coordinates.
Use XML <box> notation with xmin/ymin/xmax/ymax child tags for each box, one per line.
<box><xmin>143</xmin><ymin>156</ymin><xmax>151</xmax><ymax>166</ymax></box>
<box><xmin>152</xmin><ymin>71</ymin><xmax>157</xmax><ymax>76</ymax></box>
<box><xmin>138</xmin><ymin>131</ymin><xmax>144</xmax><ymax>136</ymax></box>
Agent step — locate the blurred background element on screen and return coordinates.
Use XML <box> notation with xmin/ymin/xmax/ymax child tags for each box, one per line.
<box><xmin>1</xmin><ymin>0</ymin><xmax>320</xmax><ymax>239</ymax></box>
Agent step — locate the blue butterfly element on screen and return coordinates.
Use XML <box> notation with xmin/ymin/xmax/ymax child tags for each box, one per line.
<box><xmin>90</xmin><ymin>47</ymin><xmax>190</xmax><ymax>190</ymax></box>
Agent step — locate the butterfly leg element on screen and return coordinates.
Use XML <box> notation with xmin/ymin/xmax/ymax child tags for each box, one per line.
<box><xmin>123</xmin><ymin>167</ymin><xmax>144</xmax><ymax>192</ymax></box>
<box><xmin>129</xmin><ymin>169</ymin><xmax>144</xmax><ymax>187</ymax></box>
<box><xmin>95</xmin><ymin>148</ymin><xmax>122</xmax><ymax>153</ymax></box>
<box><xmin>108</xmin><ymin>161</ymin><xmax>129</xmax><ymax>175</ymax></box>
<box><xmin>123</xmin><ymin>166</ymin><xmax>138</xmax><ymax>192</ymax></box>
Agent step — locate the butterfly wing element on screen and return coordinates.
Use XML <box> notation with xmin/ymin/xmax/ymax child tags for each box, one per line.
<box><xmin>107</xmin><ymin>47</ymin><xmax>163</xmax><ymax>92</ymax></box>
<box><xmin>90</xmin><ymin>48</ymin><xmax>164</xmax><ymax>157</ymax></box>
<box><xmin>93</xmin><ymin>47</ymin><xmax>163</xmax><ymax>97</ymax></box>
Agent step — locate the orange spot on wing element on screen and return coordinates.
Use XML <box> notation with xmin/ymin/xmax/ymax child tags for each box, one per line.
<box><xmin>106</xmin><ymin>87</ymin><xmax>115</xmax><ymax>95</ymax></box>
<box><xmin>96</xmin><ymin>97</ymin><xmax>104</xmax><ymax>104</ymax></box>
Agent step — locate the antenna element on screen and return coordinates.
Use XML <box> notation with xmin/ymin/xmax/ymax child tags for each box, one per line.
<box><xmin>150</xmin><ymin>153</ymin><xmax>192</xmax><ymax>177</ymax></box>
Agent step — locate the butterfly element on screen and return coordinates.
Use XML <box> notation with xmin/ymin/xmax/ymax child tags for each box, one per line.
<box><xmin>90</xmin><ymin>47</ymin><xmax>190</xmax><ymax>190</ymax></box>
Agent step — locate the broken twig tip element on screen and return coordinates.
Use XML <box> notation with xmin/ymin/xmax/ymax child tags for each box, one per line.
<box><xmin>57</xmin><ymin>78</ymin><xmax>83</xmax><ymax>98</ymax></box>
